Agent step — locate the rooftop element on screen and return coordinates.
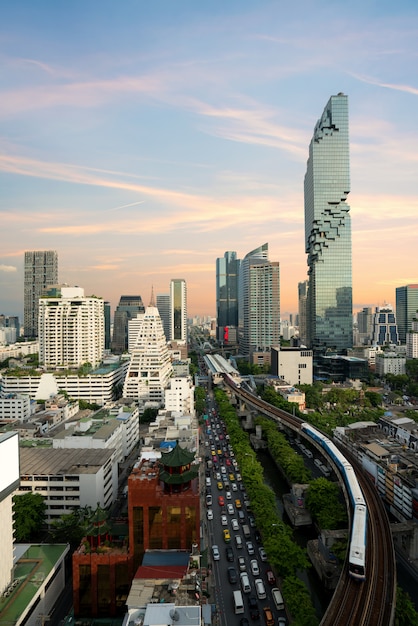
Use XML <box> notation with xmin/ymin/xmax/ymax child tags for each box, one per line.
<box><xmin>20</xmin><ymin>447</ymin><xmax>115</xmax><ymax>475</ymax></box>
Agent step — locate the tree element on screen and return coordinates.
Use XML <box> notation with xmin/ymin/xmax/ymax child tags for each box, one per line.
<box><xmin>49</xmin><ymin>507</ymin><xmax>92</xmax><ymax>549</ymax></box>
<box><xmin>141</xmin><ymin>407</ymin><xmax>159</xmax><ymax>423</ymax></box>
<box><xmin>395</xmin><ymin>586</ymin><xmax>418</xmax><ymax>626</ymax></box>
<box><xmin>305</xmin><ymin>478</ymin><xmax>347</xmax><ymax>530</ymax></box>
<box><xmin>13</xmin><ymin>492</ymin><xmax>46</xmax><ymax>541</ymax></box>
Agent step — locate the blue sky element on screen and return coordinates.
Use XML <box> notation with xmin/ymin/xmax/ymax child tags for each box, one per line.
<box><xmin>1</xmin><ymin>0</ymin><xmax>418</xmax><ymax>319</ymax></box>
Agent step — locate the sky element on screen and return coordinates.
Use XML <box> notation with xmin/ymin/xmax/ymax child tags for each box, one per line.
<box><xmin>1</xmin><ymin>0</ymin><xmax>418</xmax><ymax>320</ymax></box>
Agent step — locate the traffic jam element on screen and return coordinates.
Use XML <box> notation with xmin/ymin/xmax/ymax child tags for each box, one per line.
<box><xmin>204</xmin><ymin>403</ymin><xmax>286</xmax><ymax>626</ymax></box>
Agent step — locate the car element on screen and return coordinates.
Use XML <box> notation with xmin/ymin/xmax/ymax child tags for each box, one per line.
<box><xmin>215</xmin><ymin>472</ymin><xmax>221</xmax><ymax>480</ymax></box>
<box><xmin>218</xmin><ymin>496</ymin><xmax>225</xmax><ymax>507</ymax></box>
<box><xmin>223</xmin><ymin>529</ymin><xmax>231</xmax><ymax>543</ymax></box>
<box><xmin>235</xmin><ymin>499</ymin><xmax>242</xmax><ymax>509</ymax></box>
<box><xmin>259</xmin><ymin>547</ymin><xmax>268</xmax><ymax>562</ymax></box>
<box><xmin>217</xmin><ymin>481</ymin><xmax>223</xmax><ymax>490</ymax></box>
<box><xmin>212</xmin><ymin>545</ymin><xmax>220</xmax><ymax>561</ymax></box>
<box><xmin>239</xmin><ymin>619</ymin><xmax>250</xmax><ymax>626</ymax></box>
<box><xmin>238</xmin><ymin>510</ymin><xmax>245</xmax><ymax>523</ymax></box>
<box><xmin>248</xmin><ymin>596</ymin><xmax>260</xmax><ymax>620</ymax></box>
<box><xmin>205</xmin><ymin>469</ymin><xmax>211</xmax><ymax>477</ymax></box>
<box><xmin>278</xmin><ymin>618</ymin><xmax>286</xmax><ymax>626</ymax></box>
<box><xmin>227</xmin><ymin>566</ymin><xmax>238</xmax><ymax>584</ymax></box>
<box><xmin>236</xmin><ymin>473</ymin><xmax>242</xmax><ymax>481</ymax></box>
<box><xmin>212</xmin><ymin>455</ymin><xmax>218</xmax><ymax>463</ymax></box>
<box><xmin>227</xmin><ymin>503</ymin><xmax>234</xmax><ymax>515</ymax></box>
<box><xmin>248</xmin><ymin>515</ymin><xmax>256</xmax><ymax>528</ymax></box>
<box><xmin>217</xmin><ymin>449</ymin><xmax>222</xmax><ymax>456</ymax></box>
<box><xmin>266</xmin><ymin>569</ymin><xmax>276</xmax><ymax>585</ymax></box>
<box><xmin>254</xmin><ymin>530</ymin><xmax>262</xmax><ymax>544</ymax></box>
<box><xmin>221</xmin><ymin>515</ymin><xmax>228</xmax><ymax>526</ymax></box>
<box><xmin>229</xmin><ymin>473</ymin><xmax>235</xmax><ymax>481</ymax></box>
<box><xmin>226</xmin><ymin>490</ymin><xmax>232</xmax><ymax>500</ymax></box>
<box><xmin>206</xmin><ymin>494</ymin><xmax>212</xmax><ymax>507</ymax></box>
<box><xmin>226</xmin><ymin>458</ymin><xmax>231</xmax><ymax>466</ymax></box>
<box><xmin>231</xmin><ymin>482</ymin><xmax>238</xmax><ymax>491</ymax></box>
<box><xmin>244</xmin><ymin>499</ymin><xmax>251</xmax><ymax>508</ymax></box>
<box><xmin>225</xmin><ymin>546</ymin><xmax>234</xmax><ymax>562</ymax></box>
<box><xmin>231</xmin><ymin>518</ymin><xmax>239</xmax><ymax>531</ymax></box>
<box><xmin>239</xmin><ymin>482</ymin><xmax>245</xmax><ymax>491</ymax></box>
<box><xmin>207</xmin><ymin>509</ymin><xmax>213</xmax><ymax>520</ymax></box>
<box><xmin>238</xmin><ymin>556</ymin><xmax>246</xmax><ymax>571</ymax></box>
<box><xmin>222</xmin><ymin>475</ymin><xmax>229</xmax><ymax>483</ymax></box>
<box><xmin>246</xmin><ymin>541</ymin><xmax>255</xmax><ymax>555</ymax></box>
<box><xmin>211</xmin><ymin>450</ymin><xmax>216</xmax><ymax>456</ymax></box>
<box><xmin>240</xmin><ymin>572</ymin><xmax>251</xmax><ymax>593</ymax></box>
<box><xmin>250</xmin><ymin>559</ymin><xmax>260</xmax><ymax>576</ymax></box>
<box><xmin>263</xmin><ymin>607</ymin><xmax>274</xmax><ymax>626</ymax></box>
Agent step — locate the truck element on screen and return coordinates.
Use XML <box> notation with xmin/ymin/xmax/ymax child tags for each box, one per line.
<box><xmin>233</xmin><ymin>589</ymin><xmax>244</xmax><ymax>614</ymax></box>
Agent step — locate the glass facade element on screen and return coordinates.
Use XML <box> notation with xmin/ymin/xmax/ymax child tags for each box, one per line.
<box><xmin>396</xmin><ymin>285</ymin><xmax>418</xmax><ymax>344</ymax></box>
<box><xmin>170</xmin><ymin>279</ymin><xmax>187</xmax><ymax>342</ymax></box>
<box><xmin>216</xmin><ymin>251</ymin><xmax>239</xmax><ymax>342</ymax></box>
<box><xmin>304</xmin><ymin>94</ymin><xmax>352</xmax><ymax>352</ymax></box>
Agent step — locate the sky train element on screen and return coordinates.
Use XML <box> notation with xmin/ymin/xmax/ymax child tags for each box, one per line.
<box><xmin>301</xmin><ymin>422</ymin><xmax>367</xmax><ymax>581</ymax></box>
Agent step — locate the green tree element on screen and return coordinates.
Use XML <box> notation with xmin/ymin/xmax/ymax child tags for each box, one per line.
<box><xmin>49</xmin><ymin>507</ymin><xmax>91</xmax><ymax>549</ymax></box>
<box><xmin>141</xmin><ymin>407</ymin><xmax>159</xmax><ymax>423</ymax></box>
<box><xmin>13</xmin><ymin>492</ymin><xmax>46</xmax><ymax>541</ymax></box>
<box><xmin>305</xmin><ymin>478</ymin><xmax>347</xmax><ymax>529</ymax></box>
<box><xmin>395</xmin><ymin>586</ymin><xmax>418</xmax><ymax>626</ymax></box>
<box><xmin>194</xmin><ymin>386</ymin><xmax>206</xmax><ymax>415</ymax></box>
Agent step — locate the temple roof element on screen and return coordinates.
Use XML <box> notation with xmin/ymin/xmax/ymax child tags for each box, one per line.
<box><xmin>159</xmin><ymin>467</ymin><xmax>199</xmax><ymax>484</ymax></box>
<box><xmin>159</xmin><ymin>441</ymin><xmax>195</xmax><ymax>467</ymax></box>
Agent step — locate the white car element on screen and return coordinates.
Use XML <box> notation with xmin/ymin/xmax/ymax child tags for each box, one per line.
<box><xmin>231</xmin><ymin>518</ymin><xmax>239</xmax><ymax>531</ymax></box>
<box><xmin>246</xmin><ymin>541</ymin><xmax>255</xmax><ymax>555</ymax></box>
<box><xmin>221</xmin><ymin>515</ymin><xmax>228</xmax><ymax>526</ymax></box>
<box><xmin>227</xmin><ymin>503</ymin><xmax>234</xmax><ymax>515</ymax></box>
<box><xmin>221</xmin><ymin>466</ymin><xmax>227</xmax><ymax>474</ymax></box>
<box><xmin>231</xmin><ymin>482</ymin><xmax>238</xmax><ymax>491</ymax></box>
<box><xmin>215</xmin><ymin>472</ymin><xmax>221</xmax><ymax>481</ymax></box>
<box><xmin>250</xmin><ymin>559</ymin><xmax>260</xmax><ymax>576</ymax></box>
<box><xmin>226</xmin><ymin>490</ymin><xmax>232</xmax><ymax>500</ymax></box>
<box><xmin>259</xmin><ymin>547</ymin><xmax>268</xmax><ymax>562</ymax></box>
<box><xmin>207</xmin><ymin>509</ymin><xmax>213</xmax><ymax>520</ymax></box>
<box><xmin>236</xmin><ymin>473</ymin><xmax>242</xmax><ymax>481</ymax></box>
<box><xmin>212</xmin><ymin>545</ymin><xmax>220</xmax><ymax>561</ymax></box>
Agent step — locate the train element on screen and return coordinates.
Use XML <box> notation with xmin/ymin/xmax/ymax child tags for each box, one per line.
<box><xmin>301</xmin><ymin>422</ymin><xmax>367</xmax><ymax>581</ymax></box>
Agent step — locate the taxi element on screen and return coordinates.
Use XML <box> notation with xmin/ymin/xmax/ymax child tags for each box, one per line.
<box><xmin>223</xmin><ymin>529</ymin><xmax>231</xmax><ymax>543</ymax></box>
<box><xmin>217</xmin><ymin>481</ymin><xmax>223</xmax><ymax>490</ymax></box>
<box><xmin>235</xmin><ymin>499</ymin><xmax>242</xmax><ymax>509</ymax></box>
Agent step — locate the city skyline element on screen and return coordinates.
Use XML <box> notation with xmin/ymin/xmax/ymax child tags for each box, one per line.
<box><xmin>1</xmin><ymin>1</ymin><xmax>418</xmax><ymax>318</ymax></box>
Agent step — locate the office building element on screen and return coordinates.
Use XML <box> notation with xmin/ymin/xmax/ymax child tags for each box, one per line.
<box><xmin>407</xmin><ymin>315</ymin><xmax>418</xmax><ymax>359</ymax></box>
<box><xmin>271</xmin><ymin>346</ymin><xmax>313</xmax><ymax>386</ymax></box>
<box><xmin>38</xmin><ymin>286</ymin><xmax>104</xmax><ymax>369</ymax></box>
<box><xmin>216</xmin><ymin>251</ymin><xmax>239</xmax><ymax>344</ymax></box>
<box><xmin>112</xmin><ymin>295</ymin><xmax>145</xmax><ymax>354</ymax></box>
<box><xmin>239</xmin><ymin>243</ymin><xmax>280</xmax><ymax>362</ymax></box>
<box><xmin>356</xmin><ymin>307</ymin><xmax>373</xmax><ymax>346</ymax></box>
<box><xmin>156</xmin><ymin>293</ymin><xmax>170</xmax><ymax>341</ymax></box>
<box><xmin>396</xmin><ymin>284</ymin><xmax>418</xmax><ymax>344</ymax></box>
<box><xmin>304</xmin><ymin>94</ymin><xmax>352</xmax><ymax>352</ymax></box>
<box><xmin>371</xmin><ymin>306</ymin><xmax>399</xmax><ymax>346</ymax></box>
<box><xmin>104</xmin><ymin>301</ymin><xmax>111</xmax><ymax>350</ymax></box>
<box><xmin>170</xmin><ymin>279</ymin><xmax>187</xmax><ymax>344</ymax></box>
<box><xmin>123</xmin><ymin>304</ymin><xmax>173</xmax><ymax>405</ymax></box>
<box><xmin>24</xmin><ymin>250</ymin><xmax>58</xmax><ymax>338</ymax></box>
<box><xmin>298</xmin><ymin>280</ymin><xmax>308</xmax><ymax>347</ymax></box>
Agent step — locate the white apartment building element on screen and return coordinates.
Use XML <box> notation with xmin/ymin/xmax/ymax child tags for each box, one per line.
<box><xmin>0</xmin><ymin>394</ymin><xmax>32</xmax><ymax>421</ymax></box>
<box><xmin>164</xmin><ymin>376</ymin><xmax>195</xmax><ymax>416</ymax></box>
<box><xmin>0</xmin><ymin>432</ymin><xmax>19</xmax><ymax>594</ymax></box>
<box><xmin>0</xmin><ymin>341</ymin><xmax>39</xmax><ymax>362</ymax></box>
<box><xmin>0</xmin><ymin>360</ymin><xmax>129</xmax><ymax>405</ymax></box>
<box><xmin>375</xmin><ymin>352</ymin><xmax>406</xmax><ymax>376</ymax></box>
<box><xmin>39</xmin><ymin>286</ymin><xmax>104</xmax><ymax>369</ymax></box>
<box><xmin>18</xmin><ymin>447</ymin><xmax>118</xmax><ymax>525</ymax></box>
<box><xmin>123</xmin><ymin>305</ymin><xmax>173</xmax><ymax>405</ymax></box>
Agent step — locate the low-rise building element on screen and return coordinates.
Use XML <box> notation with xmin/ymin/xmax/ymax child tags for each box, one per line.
<box><xmin>375</xmin><ymin>352</ymin><xmax>406</xmax><ymax>376</ymax></box>
<box><xmin>271</xmin><ymin>346</ymin><xmax>313</xmax><ymax>386</ymax></box>
<box><xmin>0</xmin><ymin>393</ymin><xmax>32</xmax><ymax>421</ymax></box>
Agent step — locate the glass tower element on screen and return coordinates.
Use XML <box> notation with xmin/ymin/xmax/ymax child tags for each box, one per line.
<box><xmin>170</xmin><ymin>279</ymin><xmax>187</xmax><ymax>343</ymax></box>
<box><xmin>304</xmin><ymin>93</ymin><xmax>352</xmax><ymax>353</ymax></box>
<box><xmin>396</xmin><ymin>284</ymin><xmax>418</xmax><ymax>344</ymax></box>
<box><xmin>216</xmin><ymin>251</ymin><xmax>239</xmax><ymax>343</ymax></box>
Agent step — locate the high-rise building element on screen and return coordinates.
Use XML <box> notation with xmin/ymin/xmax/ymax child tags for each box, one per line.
<box><xmin>111</xmin><ymin>295</ymin><xmax>145</xmax><ymax>354</ymax></box>
<box><xmin>123</xmin><ymin>304</ymin><xmax>172</xmax><ymax>405</ymax></box>
<box><xmin>304</xmin><ymin>94</ymin><xmax>352</xmax><ymax>353</ymax></box>
<box><xmin>38</xmin><ymin>286</ymin><xmax>104</xmax><ymax>369</ymax></box>
<box><xmin>104</xmin><ymin>301</ymin><xmax>111</xmax><ymax>351</ymax></box>
<box><xmin>298</xmin><ymin>280</ymin><xmax>308</xmax><ymax>347</ymax></box>
<box><xmin>371</xmin><ymin>306</ymin><xmax>399</xmax><ymax>346</ymax></box>
<box><xmin>156</xmin><ymin>293</ymin><xmax>170</xmax><ymax>341</ymax></box>
<box><xmin>170</xmin><ymin>279</ymin><xmax>187</xmax><ymax>344</ymax></box>
<box><xmin>396</xmin><ymin>284</ymin><xmax>418</xmax><ymax>344</ymax></box>
<box><xmin>406</xmin><ymin>314</ymin><xmax>418</xmax><ymax>359</ymax></box>
<box><xmin>24</xmin><ymin>250</ymin><xmax>58</xmax><ymax>338</ymax></box>
<box><xmin>356</xmin><ymin>307</ymin><xmax>373</xmax><ymax>346</ymax></box>
<box><xmin>216</xmin><ymin>251</ymin><xmax>240</xmax><ymax>344</ymax></box>
<box><xmin>239</xmin><ymin>243</ymin><xmax>280</xmax><ymax>361</ymax></box>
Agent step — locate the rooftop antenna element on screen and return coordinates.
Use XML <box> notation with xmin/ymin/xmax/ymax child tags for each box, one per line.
<box><xmin>149</xmin><ymin>285</ymin><xmax>155</xmax><ymax>307</ymax></box>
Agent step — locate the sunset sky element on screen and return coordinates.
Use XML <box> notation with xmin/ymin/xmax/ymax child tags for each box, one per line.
<box><xmin>1</xmin><ymin>0</ymin><xmax>418</xmax><ymax>320</ymax></box>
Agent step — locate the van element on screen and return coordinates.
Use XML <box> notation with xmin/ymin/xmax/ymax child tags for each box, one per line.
<box><xmin>240</xmin><ymin>572</ymin><xmax>251</xmax><ymax>593</ymax></box>
<box><xmin>242</xmin><ymin>524</ymin><xmax>251</xmax><ymax>539</ymax></box>
<box><xmin>233</xmin><ymin>589</ymin><xmax>244</xmax><ymax>615</ymax></box>
<box><xmin>255</xmin><ymin>578</ymin><xmax>266</xmax><ymax>600</ymax></box>
<box><xmin>271</xmin><ymin>587</ymin><xmax>284</xmax><ymax>610</ymax></box>
<box><xmin>235</xmin><ymin>535</ymin><xmax>243</xmax><ymax>549</ymax></box>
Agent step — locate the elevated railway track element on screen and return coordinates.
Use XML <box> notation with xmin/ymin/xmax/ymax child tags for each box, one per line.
<box><xmin>223</xmin><ymin>378</ymin><xmax>396</xmax><ymax>626</ymax></box>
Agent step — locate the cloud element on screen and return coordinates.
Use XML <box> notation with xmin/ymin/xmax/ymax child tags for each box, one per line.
<box><xmin>0</xmin><ymin>265</ymin><xmax>17</xmax><ymax>272</ymax></box>
<box><xmin>352</xmin><ymin>73</ymin><xmax>418</xmax><ymax>97</ymax></box>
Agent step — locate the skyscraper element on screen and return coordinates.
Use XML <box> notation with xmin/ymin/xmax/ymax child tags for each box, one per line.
<box><xmin>298</xmin><ymin>280</ymin><xmax>308</xmax><ymax>347</ymax></box>
<box><xmin>156</xmin><ymin>293</ymin><xmax>170</xmax><ymax>341</ymax></box>
<box><xmin>239</xmin><ymin>243</ymin><xmax>280</xmax><ymax>361</ymax></box>
<box><xmin>396</xmin><ymin>284</ymin><xmax>418</xmax><ymax>344</ymax></box>
<box><xmin>24</xmin><ymin>250</ymin><xmax>58</xmax><ymax>338</ymax></box>
<box><xmin>38</xmin><ymin>286</ymin><xmax>104</xmax><ymax>368</ymax></box>
<box><xmin>304</xmin><ymin>93</ymin><xmax>352</xmax><ymax>352</ymax></box>
<box><xmin>111</xmin><ymin>295</ymin><xmax>145</xmax><ymax>354</ymax></box>
<box><xmin>216</xmin><ymin>251</ymin><xmax>239</xmax><ymax>344</ymax></box>
<box><xmin>170</xmin><ymin>279</ymin><xmax>187</xmax><ymax>344</ymax></box>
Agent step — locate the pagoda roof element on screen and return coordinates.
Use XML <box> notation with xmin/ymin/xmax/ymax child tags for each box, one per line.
<box><xmin>159</xmin><ymin>441</ymin><xmax>195</xmax><ymax>467</ymax></box>
<box><xmin>159</xmin><ymin>467</ymin><xmax>199</xmax><ymax>484</ymax></box>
